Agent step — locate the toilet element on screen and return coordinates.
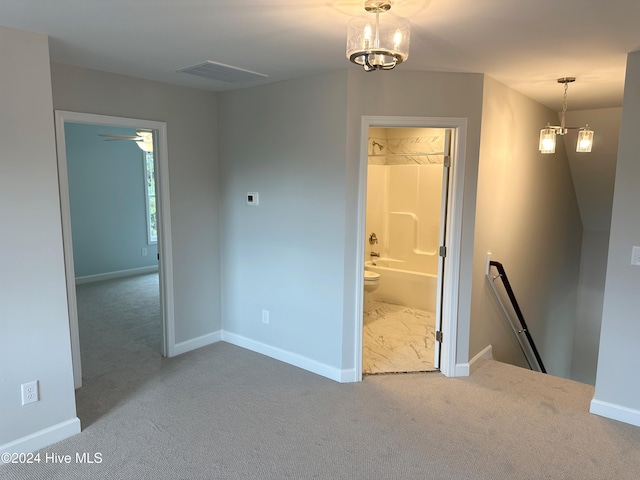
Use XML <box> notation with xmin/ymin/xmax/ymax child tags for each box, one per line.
<box><xmin>364</xmin><ymin>270</ymin><xmax>380</xmax><ymax>312</ymax></box>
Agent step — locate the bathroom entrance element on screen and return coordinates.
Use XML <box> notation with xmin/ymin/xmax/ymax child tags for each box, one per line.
<box><xmin>362</xmin><ymin>126</ymin><xmax>451</xmax><ymax>375</ymax></box>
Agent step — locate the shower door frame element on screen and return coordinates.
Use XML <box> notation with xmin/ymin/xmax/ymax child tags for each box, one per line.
<box><xmin>355</xmin><ymin>116</ymin><xmax>468</xmax><ymax>380</ymax></box>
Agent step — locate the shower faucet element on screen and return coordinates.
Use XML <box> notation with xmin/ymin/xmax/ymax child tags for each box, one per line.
<box><xmin>369</xmin><ymin>232</ymin><xmax>378</xmax><ymax>245</ymax></box>
<box><xmin>370</xmin><ymin>251</ymin><xmax>380</xmax><ymax>257</ymax></box>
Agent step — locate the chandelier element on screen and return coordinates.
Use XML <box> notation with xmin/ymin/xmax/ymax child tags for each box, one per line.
<box><xmin>346</xmin><ymin>0</ymin><xmax>410</xmax><ymax>72</ymax></box>
<box><xmin>539</xmin><ymin>77</ymin><xmax>594</xmax><ymax>154</ymax></box>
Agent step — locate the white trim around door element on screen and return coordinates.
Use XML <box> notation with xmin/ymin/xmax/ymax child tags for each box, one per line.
<box><xmin>355</xmin><ymin>116</ymin><xmax>468</xmax><ymax>380</ymax></box>
<box><xmin>54</xmin><ymin>111</ymin><xmax>175</xmax><ymax>388</ymax></box>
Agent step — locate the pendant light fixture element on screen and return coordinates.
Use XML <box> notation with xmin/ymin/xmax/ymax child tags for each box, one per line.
<box><xmin>539</xmin><ymin>77</ymin><xmax>594</xmax><ymax>154</ymax></box>
<box><xmin>346</xmin><ymin>0</ymin><xmax>410</xmax><ymax>72</ymax></box>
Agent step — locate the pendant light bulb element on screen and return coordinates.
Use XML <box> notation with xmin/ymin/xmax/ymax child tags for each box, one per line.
<box><xmin>539</xmin><ymin>125</ymin><xmax>556</xmax><ymax>154</ymax></box>
<box><xmin>576</xmin><ymin>126</ymin><xmax>594</xmax><ymax>153</ymax></box>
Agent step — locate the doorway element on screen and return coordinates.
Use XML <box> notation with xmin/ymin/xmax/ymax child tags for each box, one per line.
<box><xmin>355</xmin><ymin>116</ymin><xmax>468</xmax><ymax>380</ymax></box>
<box><xmin>362</xmin><ymin>127</ymin><xmax>451</xmax><ymax>374</ymax></box>
<box><xmin>54</xmin><ymin>111</ymin><xmax>175</xmax><ymax>388</ymax></box>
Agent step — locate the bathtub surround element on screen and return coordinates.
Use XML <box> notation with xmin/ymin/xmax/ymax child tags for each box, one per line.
<box><xmin>365</xmin><ymin>128</ymin><xmax>446</xmax><ymax>278</ymax></box>
<box><xmin>365</xmin><ymin>261</ymin><xmax>438</xmax><ymax>312</ymax></box>
<box><xmin>368</xmin><ymin>128</ymin><xmax>447</xmax><ymax>165</ymax></box>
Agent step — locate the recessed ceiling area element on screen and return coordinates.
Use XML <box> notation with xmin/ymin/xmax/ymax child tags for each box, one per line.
<box><xmin>1</xmin><ymin>0</ymin><xmax>640</xmax><ymax>110</ymax></box>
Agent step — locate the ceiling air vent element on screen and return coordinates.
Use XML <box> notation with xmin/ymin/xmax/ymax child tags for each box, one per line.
<box><xmin>177</xmin><ymin>61</ymin><xmax>268</xmax><ymax>84</ymax></box>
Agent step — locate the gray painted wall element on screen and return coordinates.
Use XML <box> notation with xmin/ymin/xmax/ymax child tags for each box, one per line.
<box><xmin>565</xmin><ymin>107</ymin><xmax>620</xmax><ymax>385</ymax></box>
<box><xmin>593</xmin><ymin>50</ymin><xmax>640</xmax><ymax>420</ymax></box>
<box><xmin>50</xmin><ymin>63</ymin><xmax>221</xmax><ymax>344</ymax></box>
<box><xmin>218</xmin><ymin>71</ymin><xmax>350</xmax><ymax>369</ymax></box>
<box><xmin>571</xmin><ymin>230</ymin><xmax>609</xmax><ymax>384</ymax></box>
<box><xmin>2</xmin><ymin>25</ymin><xmax>635</xmax><ymax>456</ymax></box>
<box><xmin>473</xmin><ymin>76</ymin><xmax>583</xmax><ymax>378</ymax></box>
<box><xmin>0</xmin><ymin>26</ymin><xmax>79</xmax><ymax>451</ymax></box>
<box><xmin>65</xmin><ymin>123</ymin><xmax>158</xmax><ymax>277</ymax></box>
<box><xmin>219</xmin><ymin>69</ymin><xmax>485</xmax><ymax>374</ymax></box>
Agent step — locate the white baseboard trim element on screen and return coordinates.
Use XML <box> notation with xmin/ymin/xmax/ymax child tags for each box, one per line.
<box><xmin>590</xmin><ymin>398</ymin><xmax>640</xmax><ymax>427</ymax></box>
<box><xmin>222</xmin><ymin>331</ymin><xmax>348</xmax><ymax>383</ymax></box>
<box><xmin>0</xmin><ymin>417</ymin><xmax>81</xmax><ymax>461</ymax></box>
<box><xmin>75</xmin><ymin>265</ymin><xmax>158</xmax><ymax>285</ymax></box>
<box><xmin>173</xmin><ymin>330</ymin><xmax>222</xmax><ymax>356</ymax></box>
<box><xmin>454</xmin><ymin>344</ymin><xmax>493</xmax><ymax>377</ymax></box>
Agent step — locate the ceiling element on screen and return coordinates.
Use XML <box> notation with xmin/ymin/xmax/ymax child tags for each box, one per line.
<box><xmin>2</xmin><ymin>0</ymin><xmax>640</xmax><ymax>111</ymax></box>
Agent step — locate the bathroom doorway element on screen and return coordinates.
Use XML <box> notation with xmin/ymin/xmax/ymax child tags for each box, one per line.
<box><xmin>362</xmin><ymin>126</ymin><xmax>451</xmax><ymax>375</ymax></box>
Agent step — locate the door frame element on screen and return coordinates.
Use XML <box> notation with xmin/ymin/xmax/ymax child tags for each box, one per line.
<box><xmin>54</xmin><ymin>111</ymin><xmax>175</xmax><ymax>388</ymax></box>
<box><xmin>355</xmin><ymin>116</ymin><xmax>468</xmax><ymax>379</ymax></box>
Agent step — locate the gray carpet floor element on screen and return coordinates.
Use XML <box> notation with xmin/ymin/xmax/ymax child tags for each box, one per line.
<box><xmin>3</xmin><ymin>274</ymin><xmax>640</xmax><ymax>479</ymax></box>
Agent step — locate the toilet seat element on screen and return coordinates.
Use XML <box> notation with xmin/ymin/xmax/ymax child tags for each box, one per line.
<box><xmin>364</xmin><ymin>270</ymin><xmax>380</xmax><ymax>281</ymax></box>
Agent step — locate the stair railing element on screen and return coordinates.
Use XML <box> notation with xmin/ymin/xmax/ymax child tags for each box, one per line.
<box><xmin>486</xmin><ymin>260</ymin><xmax>546</xmax><ymax>374</ymax></box>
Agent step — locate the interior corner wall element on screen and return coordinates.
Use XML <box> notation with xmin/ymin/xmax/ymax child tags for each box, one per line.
<box><xmin>0</xmin><ymin>27</ymin><xmax>79</xmax><ymax>453</ymax></box>
<box><xmin>592</xmin><ymin>50</ymin><xmax>640</xmax><ymax>425</ymax></box>
<box><xmin>472</xmin><ymin>75</ymin><xmax>583</xmax><ymax>378</ymax></box>
<box><xmin>345</xmin><ymin>70</ymin><xmax>485</xmax><ymax>369</ymax></box>
<box><xmin>571</xmin><ymin>229</ymin><xmax>609</xmax><ymax>384</ymax></box>
<box><xmin>50</xmin><ymin>63</ymin><xmax>222</xmax><ymax>344</ymax></box>
<box><xmin>65</xmin><ymin>123</ymin><xmax>158</xmax><ymax>278</ymax></box>
<box><xmin>217</xmin><ymin>71</ymin><xmax>350</xmax><ymax>375</ymax></box>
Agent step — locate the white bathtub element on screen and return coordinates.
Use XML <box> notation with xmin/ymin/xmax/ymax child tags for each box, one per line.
<box><xmin>365</xmin><ymin>259</ymin><xmax>438</xmax><ymax>312</ymax></box>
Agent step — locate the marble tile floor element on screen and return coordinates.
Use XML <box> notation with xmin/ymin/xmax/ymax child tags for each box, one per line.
<box><xmin>363</xmin><ymin>300</ymin><xmax>438</xmax><ymax>375</ymax></box>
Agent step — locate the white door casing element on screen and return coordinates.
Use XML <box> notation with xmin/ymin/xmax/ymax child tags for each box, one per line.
<box><xmin>355</xmin><ymin>116</ymin><xmax>468</xmax><ymax>380</ymax></box>
<box><xmin>54</xmin><ymin>111</ymin><xmax>175</xmax><ymax>388</ymax></box>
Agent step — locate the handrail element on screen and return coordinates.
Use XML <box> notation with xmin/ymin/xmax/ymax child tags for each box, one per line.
<box><xmin>487</xmin><ymin>261</ymin><xmax>546</xmax><ymax>374</ymax></box>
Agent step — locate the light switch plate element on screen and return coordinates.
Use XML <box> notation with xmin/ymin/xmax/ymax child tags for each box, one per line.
<box><xmin>631</xmin><ymin>246</ymin><xmax>640</xmax><ymax>266</ymax></box>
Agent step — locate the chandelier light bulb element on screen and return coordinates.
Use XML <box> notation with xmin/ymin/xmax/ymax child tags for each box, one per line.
<box><xmin>393</xmin><ymin>29</ymin><xmax>402</xmax><ymax>49</ymax></box>
<box><xmin>539</xmin><ymin>125</ymin><xmax>556</xmax><ymax>154</ymax></box>
<box><xmin>364</xmin><ymin>23</ymin><xmax>372</xmax><ymax>47</ymax></box>
<box><xmin>576</xmin><ymin>127</ymin><xmax>594</xmax><ymax>153</ymax></box>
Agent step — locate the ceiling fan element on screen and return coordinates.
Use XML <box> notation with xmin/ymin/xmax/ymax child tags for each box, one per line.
<box><xmin>97</xmin><ymin>130</ymin><xmax>154</xmax><ymax>152</ymax></box>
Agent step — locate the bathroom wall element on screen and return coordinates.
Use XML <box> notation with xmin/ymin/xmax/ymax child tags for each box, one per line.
<box><xmin>365</xmin><ymin>127</ymin><xmax>445</xmax><ymax>276</ymax></box>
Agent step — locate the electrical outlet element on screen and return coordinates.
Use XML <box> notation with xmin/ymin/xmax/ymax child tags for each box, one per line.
<box><xmin>262</xmin><ymin>309</ymin><xmax>269</xmax><ymax>325</ymax></box>
<box><xmin>632</xmin><ymin>246</ymin><xmax>640</xmax><ymax>266</ymax></box>
<box><xmin>21</xmin><ymin>381</ymin><xmax>39</xmax><ymax>405</ymax></box>
<box><xmin>141</xmin><ymin>248</ymin><xmax>148</xmax><ymax>256</ymax></box>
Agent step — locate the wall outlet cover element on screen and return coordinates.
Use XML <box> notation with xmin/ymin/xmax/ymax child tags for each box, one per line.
<box><xmin>21</xmin><ymin>380</ymin><xmax>39</xmax><ymax>405</ymax></box>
